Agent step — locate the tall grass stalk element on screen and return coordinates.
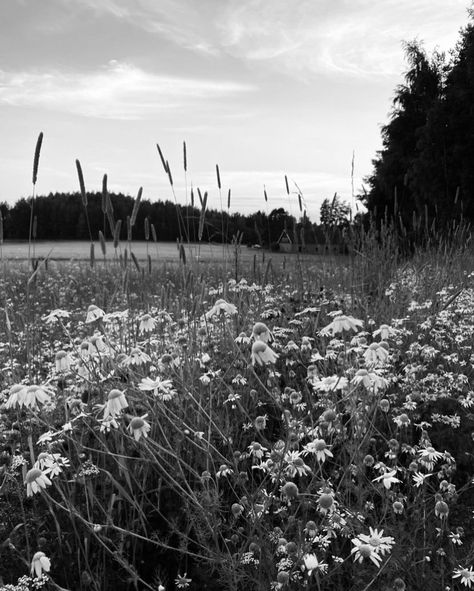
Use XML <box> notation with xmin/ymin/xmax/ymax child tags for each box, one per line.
<box><xmin>28</xmin><ymin>132</ymin><xmax>43</xmax><ymax>268</ymax></box>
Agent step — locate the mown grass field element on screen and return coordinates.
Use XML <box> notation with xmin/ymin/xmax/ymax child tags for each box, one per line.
<box><xmin>0</xmin><ymin>240</ymin><xmax>344</xmax><ymax>266</ymax></box>
<box><xmin>1</xmin><ymin>232</ymin><xmax>474</xmax><ymax>591</ymax></box>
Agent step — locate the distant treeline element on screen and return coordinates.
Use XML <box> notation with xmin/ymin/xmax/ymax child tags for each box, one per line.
<box><xmin>0</xmin><ymin>192</ymin><xmax>340</xmax><ymax>246</ymax></box>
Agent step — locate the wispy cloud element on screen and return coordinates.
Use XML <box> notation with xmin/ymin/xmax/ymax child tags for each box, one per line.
<box><xmin>0</xmin><ymin>61</ymin><xmax>255</xmax><ymax>119</ymax></box>
<box><xmin>217</xmin><ymin>0</ymin><xmax>469</xmax><ymax>78</ymax></box>
<box><xmin>67</xmin><ymin>0</ymin><xmax>469</xmax><ymax>78</ymax></box>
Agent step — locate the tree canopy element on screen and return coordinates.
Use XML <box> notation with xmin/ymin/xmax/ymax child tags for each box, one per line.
<box><xmin>362</xmin><ymin>14</ymin><xmax>474</xmax><ymax>234</ymax></box>
<box><xmin>0</xmin><ymin>192</ymin><xmax>330</xmax><ymax>247</ymax></box>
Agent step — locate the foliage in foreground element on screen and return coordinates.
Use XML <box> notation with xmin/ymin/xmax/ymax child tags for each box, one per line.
<box><xmin>0</xmin><ymin>255</ymin><xmax>474</xmax><ymax>591</ymax></box>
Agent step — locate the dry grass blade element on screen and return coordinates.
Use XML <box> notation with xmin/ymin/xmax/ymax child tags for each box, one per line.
<box><xmin>151</xmin><ymin>223</ymin><xmax>157</xmax><ymax>242</ymax></box>
<box><xmin>99</xmin><ymin>230</ymin><xmax>106</xmax><ymax>256</ymax></box>
<box><xmin>198</xmin><ymin>192</ymin><xmax>208</xmax><ymax>241</ymax></box>
<box><xmin>285</xmin><ymin>175</ymin><xmax>289</xmax><ymax>195</ymax></box>
<box><xmin>227</xmin><ymin>188</ymin><xmax>231</xmax><ymax>210</ymax></box>
<box><xmin>127</xmin><ymin>216</ymin><xmax>132</xmax><ymax>241</ymax></box>
<box><xmin>216</xmin><ymin>164</ymin><xmax>221</xmax><ymax>190</ymax></box>
<box><xmin>32</xmin><ymin>216</ymin><xmax>37</xmax><ymax>239</ymax></box>
<box><xmin>106</xmin><ymin>192</ymin><xmax>115</xmax><ymax>235</ymax></box>
<box><xmin>156</xmin><ymin>143</ymin><xmax>169</xmax><ymax>174</ymax></box>
<box><xmin>89</xmin><ymin>243</ymin><xmax>95</xmax><ymax>268</ymax></box>
<box><xmin>183</xmin><ymin>141</ymin><xmax>187</xmax><ymax>172</ymax></box>
<box><xmin>113</xmin><ymin>219</ymin><xmax>122</xmax><ymax>248</ymax></box>
<box><xmin>166</xmin><ymin>161</ymin><xmax>173</xmax><ymax>186</ymax></box>
<box><xmin>179</xmin><ymin>243</ymin><xmax>186</xmax><ymax>265</ymax></box>
<box><xmin>27</xmin><ymin>248</ymin><xmax>53</xmax><ymax>285</ymax></box>
<box><xmin>130</xmin><ymin>187</ymin><xmax>143</xmax><ymax>226</ymax></box>
<box><xmin>102</xmin><ymin>174</ymin><xmax>108</xmax><ymax>214</ymax></box>
<box><xmin>144</xmin><ymin>217</ymin><xmax>150</xmax><ymax>241</ymax></box>
<box><xmin>32</xmin><ymin>131</ymin><xmax>43</xmax><ymax>186</ymax></box>
<box><xmin>75</xmin><ymin>159</ymin><xmax>87</xmax><ymax>207</ymax></box>
<box><xmin>264</xmin><ymin>186</ymin><xmax>268</xmax><ymax>202</ymax></box>
<box><xmin>131</xmin><ymin>251</ymin><xmax>141</xmax><ymax>272</ymax></box>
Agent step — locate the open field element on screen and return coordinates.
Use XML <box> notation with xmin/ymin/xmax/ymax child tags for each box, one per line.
<box><xmin>0</xmin><ymin>240</ymin><xmax>335</xmax><ymax>264</ymax></box>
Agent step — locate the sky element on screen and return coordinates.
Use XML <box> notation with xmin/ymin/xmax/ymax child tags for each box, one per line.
<box><xmin>0</xmin><ymin>0</ymin><xmax>472</xmax><ymax>222</ymax></box>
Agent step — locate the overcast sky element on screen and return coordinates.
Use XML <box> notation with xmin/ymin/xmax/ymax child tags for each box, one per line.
<box><xmin>0</xmin><ymin>0</ymin><xmax>471</xmax><ymax>221</ymax></box>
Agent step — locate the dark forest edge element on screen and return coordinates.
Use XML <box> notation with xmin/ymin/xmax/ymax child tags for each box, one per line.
<box><xmin>0</xmin><ymin>192</ymin><xmax>350</xmax><ymax>249</ymax></box>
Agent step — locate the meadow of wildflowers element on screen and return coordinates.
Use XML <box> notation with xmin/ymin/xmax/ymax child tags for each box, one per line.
<box><xmin>0</xmin><ymin>243</ymin><xmax>474</xmax><ymax>591</ymax></box>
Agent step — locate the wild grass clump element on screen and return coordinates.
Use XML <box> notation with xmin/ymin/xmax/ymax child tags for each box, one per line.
<box><xmin>0</xmin><ymin>241</ymin><xmax>474</xmax><ymax>591</ymax></box>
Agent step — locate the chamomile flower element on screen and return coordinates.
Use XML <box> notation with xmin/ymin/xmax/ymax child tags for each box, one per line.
<box><xmin>5</xmin><ymin>384</ymin><xmax>27</xmax><ymax>409</ymax></box>
<box><xmin>138</xmin><ymin>313</ymin><xmax>156</xmax><ymax>334</ymax></box>
<box><xmin>418</xmin><ymin>446</ymin><xmax>443</xmax><ymax>470</ymax></box>
<box><xmin>303</xmin><ymin>438</ymin><xmax>334</xmax><ymax>463</ymax></box>
<box><xmin>216</xmin><ymin>464</ymin><xmax>234</xmax><ymax>478</ymax></box>
<box><xmin>393</xmin><ymin>413</ymin><xmax>411</xmax><ymax>428</ymax></box>
<box><xmin>372</xmin><ymin>324</ymin><xmax>398</xmax><ymax>340</ymax></box>
<box><xmin>31</xmin><ymin>552</ymin><xmax>51</xmax><ymax>578</ymax></box>
<box><xmin>312</xmin><ymin>375</ymin><xmax>349</xmax><ymax>392</ymax></box>
<box><xmin>55</xmin><ymin>350</ymin><xmax>72</xmax><ymax>372</ymax></box>
<box><xmin>303</xmin><ymin>553</ymin><xmax>328</xmax><ymax>575</ymax></box>
<box><xmin>351</xmin><ymin>540</ymin><xmax>383</xmax><ymax>566</ymax></box>
<box><xmin>351</xmin><ymin>369</ymin><xmax>373</xmax><ymax>388</ymax></box>
<box><xmin>104</xmin><ymin>389</ymin><xmax>128</xmax><ymax>418</ymax></box>
<box><xmin>235</xmin><ymin>332</ymin><xmax>251</xmax><ymax>345</ymax></box>
<box><xmin>248</xmin><ymin>442</ymin><xmax>267</xmax><ymax>460</ymax></box>
<box><xmin>85</xmin><ymin>304</ymin><xmax>105</xmax><ymax>323</ymax></box>
<box><xmin>284</xmin><ymin>451</ymin><xmax>312</xmax><ymax>477</ymax></box>
<box><xmin>435</xmin><ymin>500</ymin><xmax>449</xmax><ymax>518</ymax></box>
<box><xmin>124</xmin><ymin>347</ymin><xmax>151</xmax><ymax>366</ymax></box>
<box><xmin>205</xmin><ymin>299</ymin><xmax>237</xmax><ymax>319</ymax></box>
<box><xmin>453</xmin><ymin>566</ymin><xmax>474</xmax><ymax>588</ymax></box>
<box><xmin>128</xmin><ymin>415</ymin><xmax>151</xmax><ymax>441</ymax></box>
<box><xmin>42</xmin><ymin>309</ymin><xmax>70</xmax><ymax>324</ymax></box>
<box><xmin>25</xmin><ymin>468</ymin><xmax>52</xmax><ymax>496</ymax></box>
<box><xmin>372</xmin><ymin>469</ymin><xmax>401</xmax><ymax>490</ymax></box>
<box><xmin>364</xmin><ymin>342</ymin><xmax>389</xmax><ymax>366</ymax></box>
<box><xmin>251</xmin><ymin>341</ymin><xmax>278</xmax><ymax>366</ymax></box>
<box><xmin>358</xmin><ymin>527</ymin><xmax>394</xmax><ymax>556</ymax></box>
<box><xmin>23</xmin><ymin>385</ymin><xmax>52</xmax><ymax>410</ymax></box>
<box><xmin>320</xmin><ymin>314</ymin><xmax>363</xmax><ymax>336</ymax></box>
<box><xmin>252</xmin><ymin>322</ymin><xmax>272</xmax><ymax>343</ymax></box>
<box><xmin>139</xmin><ymin>377</ymin><xmax>177</xmax><ymax>401</ymax></box>
<box><xmin>175</xmin><ymin>573</ymin><xmax>192</xmax><ymax>589</ymax></box>
<box><xmin>34</xmin><ymin>452</ymin><xmax>69</xmax><ymax>477</ymax></box>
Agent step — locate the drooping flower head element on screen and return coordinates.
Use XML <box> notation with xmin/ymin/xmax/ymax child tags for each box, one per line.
<box><xmin>104</xmin><ymin>389</ymin><xmax>128</xmax><ymax>418</ymax></box>
<box><xmin>5</xmin><ymin>384</ymin><xmax>27</xmax><ymax>409</ymax></box>
<box><xmin>251</xmin><ymin>341</ymin><xmax>278</xmax><ymax>366</ymax></box>
<box><xmin>138</xmin><ymin>313</ymin><xmax>156</xmax><ymax>334</ymax></box>
<box><xmin>205</xmin><ymin>299</ymin><xmax>237</xmax><ymax>320</ymax></box>
<box><xmin>320</xmin><ymin>314</ymin><xmax>363</xmax><ymax>336</ymax></box>
<box><xmin>252</xmin><ymin>322</ymin><xmax>272</xmax><ymax>343</ymax></box>
<box><xmin>31</xmin><ymin>551</ymin><xmax>51</xmax><ymax>578</ymax></box>
<box><xmin>23</xmin><ymin>385</ymin><xmax>52</xmax><ymax>410</ymax></box>
<box><xmin>124</xmin><ymin>347</ymin><xmax>151</xmax><ymax>366</ymax></box>
<box><xmin>55</xmin><ymin>350</ymin><xmax>71</xmax><ymax>372</ymax></box>
<box><xmin>25</xmin><ymin>468</ymin><xmax>52</xmax><ymax>496</ymax></box>
<box><xmin>364</xmin><ymin>342</ymin><xmax>389</xmax><ymax>366</ymax></box>
<box><xmin>128</xmin><ymin>416</ymin><xmax>151</xmax><ymax>441</ymax></box>
<box><xmin>85</xmin><ymin>304</ymin><xmax>105</xmax><ymax>323</ymax></box>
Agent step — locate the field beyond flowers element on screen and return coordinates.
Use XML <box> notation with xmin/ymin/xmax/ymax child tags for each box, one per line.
<box><xmin>1</xmin><ymin>246</ymin><xmax>474</xmax><ymax>591</ymax></box>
